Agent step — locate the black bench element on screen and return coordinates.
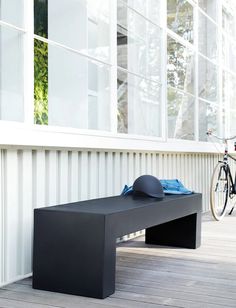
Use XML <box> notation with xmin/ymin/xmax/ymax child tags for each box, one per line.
<box><xmin>33</xmin><ymin>193</ymin><xmax>202</xmax><ymax>299</ymax></box>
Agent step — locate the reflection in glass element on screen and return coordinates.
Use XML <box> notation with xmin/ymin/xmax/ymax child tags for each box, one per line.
<box><xmin>34</xmin><ymin>41</ymin><xmax>110</xmax><ymax>130</ymax></box>
<box><xmin>34</xmin><ymin>39</ymin><xmax>48</xmax><ymax>125</ymax></box>
<box><xmin>198</xmin><ymin>11</ymin><xmax>217</xmax><ymax>61</ymax></box>
<box><xmin>199</xmin><ymin>100</ymin><xmax>218</xmax><ymax>141</ymax></box>
<box><xmin>222</xmin><ymin>35</ymin><xmax>236</xmax><ymax>72</ymax></box>
<box><xmin>34</xmin><ymin>0</ymin><xmax>48</xmax><ymax>38</ymax></box>
<box><xmin>167</xmin><ymin>37</ymin><xmax>194</xmax><ymax>94</ymax></box>
<box><xmin>117</xmin><ymin>69</ymin><xmax>161</xmax><ymax>137</ymax></box>
<box><xmin>222</xmin><ymin>1</ymin><xmax>236</xmax><ymax>39</ymax></box>
<box><xmin>230</xmin><ymin>111</ymin><xmax>236</xmax><ymax>136</ymax></box>
<box><xmin>222</xmin><ymin>71</ymin><xmax>236</xmax><ymax>110</ymax></box>
<box><xmin>126</xmin><ymin>0</ymin><xmax>161</xmax><ymax>25</ymax></box>
<box><xmin>0</xmin><ymin>26</ymin><xmax>24</xmax><ymax>121</ymax></box>
<box><xmin>34</xmin><ymin>0</ymin><xmax>110</xmax><ymax>62</ymax></box>
<box><xmin>198</xmin><ymin>0</ymin><xmax>216</xmax><ymax>21</ymax></box>
<box><xmin>198</xmin><ymin>56</ymin><xmax>217</xmax><ymax>102</ymax></box>
<box><xmin>0</xmin><ymin>0</ymin><xmax>24</xmax><ymax>27</ymax></box>
<box><xmin>168</xmin><ymin>87</ymin><xmax>194</xmax><ymax>140</ymax></box>
<box><xmin>117</xmin><ymin>0</ymin><xmax>161</xmax><ymax>83</ymax></box>
<box><xmin>167</xmin><ymin>0</ymin><xmax>194</xmax><ymax>43</ymax></box>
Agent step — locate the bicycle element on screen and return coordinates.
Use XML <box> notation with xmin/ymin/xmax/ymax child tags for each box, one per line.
<box><xmin>207</xmin><ymin>129</ymin><xmax>236</xmax><ymax>221</ymax></box>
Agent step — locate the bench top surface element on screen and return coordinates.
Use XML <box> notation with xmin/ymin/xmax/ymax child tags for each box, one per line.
<box><xmin>36</xmin><ymin>193</ymin><xmax>202</xmax><ymax>215</ymax></box>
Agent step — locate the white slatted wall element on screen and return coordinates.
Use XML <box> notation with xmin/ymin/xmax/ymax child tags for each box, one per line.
<box><xmin>0</xmin><ymin>148</ymin><xmax>223</xmax><ymax>286</ymax></box>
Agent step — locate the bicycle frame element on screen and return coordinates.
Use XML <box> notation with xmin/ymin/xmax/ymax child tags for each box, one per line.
<box><xmin>207</xmin><ymin>129</ymin><xmax>236</xmax><ymax>195</ymax></box>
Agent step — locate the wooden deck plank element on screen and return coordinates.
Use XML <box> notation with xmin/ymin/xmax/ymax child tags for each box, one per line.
<box><xmin>0</xmin><ymin>213</ymin><xmax>236</xmax><ymax>307</ymax></box>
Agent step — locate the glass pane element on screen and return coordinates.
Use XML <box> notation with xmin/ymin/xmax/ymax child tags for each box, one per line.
<box><xmin>198</xmin><ymin>11</ymin><xmax>217</xmax><ymax>61</ymax></box>
<box><xmin>117</xmin><ymin>0</ymin><xmax>161</xmax><ymax>83</ymax></box>
<box><xmin>0</xmin><ymin>0</ymin><xmax>24</xmax><ymax>27</ymax></box>
<box><xmin>222</xmin><ymin>35</ymin><xmax>236</xmax><ymax>71</ymax></box>
<box><xmin>198</xmin><ymin>56</ymin><xmax>217</xmax><ymax>102</ymax></box>
<box><xmin>34</xmin><ymin>0</ymin><xmax>48</xmax><ymax>38</ymax></box>
<box><xmin>0</xmin><ymin>26</ymin><xmax>24</xmax><ymax>121</ymax></box>
<box><xmin>198</xmin><ymin>0</ymin><xmax>216</xmax><ymax>21</ymax></box>
<box><xmin>167</xmin><ymin>0</ymin><xmax>194</xmax><ymax>43</ymax></box>
<box><xmin>126</xmin><ymin>0</ymin><xmax>161</xmax><ymax>25</ymax></box>
<box><xmin>222</xmin><ymin>71</ymin><xmax>236</xmax><ymax>110</ymax></box>
<box><xmin>34</xmin><ymin>39</ymin><xmax>48</xmax><ymax>125</ymax></box>
<box><xmin>168</xmin><ymin>87</ymin><xmax>194</xmax><ymax>140</ymax></box>
<box><xmin>222</xmin><ymin>1</ymin><xmax>236</xmax><ymax>39</ymax></box>
<box><xmin>167</xmin><ymin>37</ymin><xmax>194</xmax><ymax>94</ymax></box>
<box><xmin>34</xmin><ymin>0</ymin><xmax>110</xmax><ymax>62</ymax></box>
<box><xmin>199</xmin><ymin>100</ymin><xmax>218</xmax><ymax>141</ymax></box>
<box><xmin>34</xmin><ymin>40</ymin><xmax>110</xmax><ymax>130</ymax></box>
<box><xmin>230</xmin><ymin>111</ymin><xmax>236</xmax><ymax>136</ymax></box>
<box><xmin>117</xmin><ymin>69</ymin><xmax>161</xmax><ymax>137</ymax></box>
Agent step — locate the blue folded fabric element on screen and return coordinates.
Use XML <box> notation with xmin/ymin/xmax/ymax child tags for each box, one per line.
<box><xmin>121</xmin><ymin>184</ymin><xmax>133</xmax><ymax>195</ymax></box>
<box><xmin>160</xmin><ymin>179</ymin><xmax>193</xmax><ymax>195</ymax></box>
<box><xmin>121</xmin><ymin>179</ymin><xmax>193</xmax><ymax>196</ymax></box>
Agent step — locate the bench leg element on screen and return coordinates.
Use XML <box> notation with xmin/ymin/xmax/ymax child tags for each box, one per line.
<box><xmin>33</xmin><ymin>211</ymin><xmax>116</xmax><ymax>299</ymax></box>
<box><xmin>145</xmin><ymin>212</ymin><xmax>201</xmax><ymax>249</ymax></box>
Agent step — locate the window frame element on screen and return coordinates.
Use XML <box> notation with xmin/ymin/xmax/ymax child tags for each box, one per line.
<box><xmin>0</xmin><ymin>0</ymin><xmax>234</xmax><ymax>153</ymax></box>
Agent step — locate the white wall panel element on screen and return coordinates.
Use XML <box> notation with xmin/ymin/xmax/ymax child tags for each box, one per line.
<box><xmin>0</xmin><ymin>150</ymin><xmax>3</xmax><ymax>285</ymax></box>
<box><xmin>0</xmin><ymin>147</ymin><xmax>226</xmax><ymax>286</ymax></box>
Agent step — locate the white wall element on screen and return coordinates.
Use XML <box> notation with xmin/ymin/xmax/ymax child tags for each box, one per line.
<box><xmin>0</xmin><ymin>146</ymin><xmax>222</xmax><ymax>287</ymax></box>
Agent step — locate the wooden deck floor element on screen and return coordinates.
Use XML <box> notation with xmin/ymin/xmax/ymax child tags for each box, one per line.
<box><xmin>1</xmin><ymin>213</ymin><xmax>236</xmax><ymax>308</ymax></box>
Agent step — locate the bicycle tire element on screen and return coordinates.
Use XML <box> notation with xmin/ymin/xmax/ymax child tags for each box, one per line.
<box><xmin>210</xmin><ymin>162</ymin><xmax>229</xmax><ymax>221</ymax></box>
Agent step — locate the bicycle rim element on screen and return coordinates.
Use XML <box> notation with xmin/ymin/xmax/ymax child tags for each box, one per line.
<box><xmin>210</xmin><ymin>163</ymin><xmax>229</xmax><ymax>221</ymax></box>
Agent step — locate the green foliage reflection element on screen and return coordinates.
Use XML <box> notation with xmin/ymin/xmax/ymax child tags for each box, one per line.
<box><xmin>34</xmin><ymin>0</ymin><xmax>48</xmax><ymax>125</ymax></box>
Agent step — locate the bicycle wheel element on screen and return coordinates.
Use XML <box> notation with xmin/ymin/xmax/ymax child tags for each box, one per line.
<box><xmin>210</xmin><ymin>162</ymin><xmax>229</xmax><ymax>221</ymax></box>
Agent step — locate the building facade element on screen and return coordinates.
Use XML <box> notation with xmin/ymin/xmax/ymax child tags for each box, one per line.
<box><xmin>0</xmin><ymin>0</ymin><xmax>235</xmax><ymax>287</ymax></box>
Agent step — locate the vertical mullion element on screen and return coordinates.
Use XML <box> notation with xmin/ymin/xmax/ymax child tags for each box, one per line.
<box><xmin>161</xmin><ymin>0</ymin><xmax>167</xmax><ymax>141</ymax></box>
<box><xmin>194</xmin><ymin>2</ymin><xmax>199</xmax><ymax>141</ymax></box>
<box><xmin>23</xmin><ymin>0</ymin><xmax>34</xmax><ymax>125</ymax></box>
<box><xmin>110</xmin><ymin>0</ymin><xmax>118</xmax><ymax>133</ymax></box>
<box><xmin>217</xmin><ymin>0</ymin><xmax>223</xmax><ymax>137</ymax></box>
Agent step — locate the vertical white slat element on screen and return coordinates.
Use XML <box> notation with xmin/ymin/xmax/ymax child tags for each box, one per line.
<box><xmin>106</xmin><ymin>152</ymin><xmax>113</xmax><ymax>196</ymax></box>
<box><xmin>58</xmin><ymin>151</ymin><xmax>69</xmax><ymax>203</ymax></box>
<box><xmin>79</xmin><ymin>151</ymin><xmax>89</xmax><ymax>201</ymax></box>
<box><xmin>46</xmin><ymin>150</ymin><xmax>58</xmax><ymax>206</ymax></box>
<box><xmin>0</xmin><ymin>150</ymin><xmax>3</xmax><ymax>285</ymax></box>
<box><xmin>181</xmin><ymin>154</ymin><xmax>185</xmax><ymax>182</ymax></box>
<box><xmin>158</xmin><ymin>153</ymin><xmax>163</xmax><ymax>178</ymax></box>
<box><xmin>33</xmin><ymin>150</ymin><xmax>46</xmax><ymax>208</ymax></box>
<box><xmin>128</xmin><ymin>152</ymin><xmax>135</xmax><ymax>183</ymax></box>
<box><xmin>147</xmin><ymin>153</ymin><xmax>153</xmax><ymax>175</ymax></box>
<box><xmin>4</xmin><ymin>150</ymin><xmax>20</xmax><ymax>281</ymax></box>
<box><xmin>21</xmin><ymin>150</ymin><xmax>33</xmax><ymax>275</ymax></box>
<box><xmin>152</xmin><ymin>153</ymin><xmax>157</xmax><ymax>178</ymax></box>
<box><xmin>121</xmin><ymin>152</ymin><xmax>128</xmax><ymax>186</ymax></box>
<box><xmin>140</xmin><ymin>153</ymin><xmax>146</xmax><ymax>174</ymax></box>
<box><xmin>169</xmin><ymin>154</ymin><xmax>174</xmax><ymax>178</ymax></box>
<box><xmin>113</xmin><ymin>152</ymin><xmax>121</xmax><ymax>195</ymax></box>
<box><xmin>134</xmin><ymin>153</ymin><xmax>140</xmax><ymax>179</ymax></box>
<box><xmin>89</xmin><ymin>152</ymin><xmax>98</xmax><ymax>199</ymax></box>
<box><xmin>70</xmin><ymin>151</ymin><xmax>79</xmax><ymax>202</ymax></box>
<box><xmin>98</xmin><ymin>152</ymin><xmax>106</xmax><ymax>197</ymax></box>
<box><xmin>162</xmin><ymin>153</ymin><xmax>167</xmax><ymax>178</ymax></box>
<box><xmin>176</xmin><ymin>153</ymin><xmax>180</xmax><ymax>178</ymax></box>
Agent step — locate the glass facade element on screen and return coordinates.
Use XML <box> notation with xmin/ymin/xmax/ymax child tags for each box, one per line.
<box><xmin>0</xmin><ymin>0</ymin><xmax>236</xmax><ymax>142</ymax></box>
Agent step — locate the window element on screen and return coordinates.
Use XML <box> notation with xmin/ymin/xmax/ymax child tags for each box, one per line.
<box><xmin>117</xmin><ymin>0</ymin><xmax>162</xmax><ymax>137</ymax></box>
<box><xmin>0</xmin><ymin>0</ymin><xmax>236</xmax><ymax>147</ymax></box>
<box><xmin>34</xmin><ymin>0</ymin><xmax>111</xmax><ymax>130</ymax></box>
<box><xmin>167</xmin><ymin>0</ymin><xmax>194</xmax><ymax>43</ymax></box>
